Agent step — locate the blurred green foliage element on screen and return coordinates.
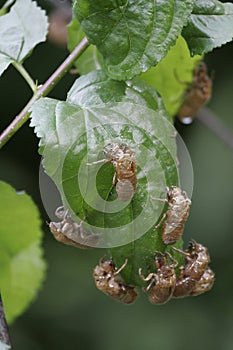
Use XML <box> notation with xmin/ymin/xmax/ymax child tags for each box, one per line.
<box><xmin>0</xmin><ymin>1</ymin><xmax>233</xmax><ymax>349</ymax></box>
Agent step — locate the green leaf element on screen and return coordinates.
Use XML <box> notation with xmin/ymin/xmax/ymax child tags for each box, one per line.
<box><xmin>30</xmin><ymin>72</ymin><xmax>182</xmax><ymax>287</ymax></box>
<box><xmin>67</xmin><ymin>17</ymin><xmax>103</xmax><ymax>75</ymax></box>
<box><xmin>0</xmin><ymin>0</ymin><xmax>48</xmax><ymax>76</ymax></box>
<box><xmin>140</xmin><ymin>36</ymin><xmax>202</xmax><ymax>116</ymax></box>
<box><xmin>0</xmin><ymin>181</ymin><xmax>46</xmax><ymax>323</ymax></box>
<box><xmin>67</xmin><ymin>69</ymin><xmax>170</xmax><ymax>120</ymax></box>
<box><xmin>182</xmin><ymin>0</ymin><xmax>233</xmax><ymax>55</ymax></box>
<box><xmin>73</xmin><ymin>0</ymin><xmax>194</xmax><ymax>79</ymax></box>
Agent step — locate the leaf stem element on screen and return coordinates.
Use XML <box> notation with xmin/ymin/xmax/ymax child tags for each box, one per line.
<box><xmin>0</xmin><ymin>0</ymin><xmax>14</xmax><ymax>15</ymax></box>
<box><xmin>12</xmin><ymin>62</ymin><xmax>37</xmax><ymax>93</ymax></box>
<box><xmin>0</xmin><ymin>295</ymin><xmax>11</xmax><ymax>349</ymax></box>
<box><xmin>0</xmin><ymin>37</ymin><xmax>89</xmax><ymax>149</ymax></box>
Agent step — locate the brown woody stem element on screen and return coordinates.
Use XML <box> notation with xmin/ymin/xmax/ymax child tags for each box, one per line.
<box><xmin>0</xmin><ymin>295</ymin><xmax>11</xmax><ymax>349</ymax></box>
<box><xmin>0</xmin><ymin>37</ymin><xmax>89</xmax><ymax>149</ymax></box>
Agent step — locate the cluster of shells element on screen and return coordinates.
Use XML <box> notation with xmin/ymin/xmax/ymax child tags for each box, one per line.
<box><xmin>92</xmin><ymin>185</ymin><xmax>214</xmax><ymax>305</ymax></box>
<box><xmin>93</xmin><ymin>240</ymin><xmax>214</xmax><ymax>305</ymax></box>
<box><xmin>49</xmin><ymin>142</ymin><xmax>214</xmax><ymax>305</ymax></box>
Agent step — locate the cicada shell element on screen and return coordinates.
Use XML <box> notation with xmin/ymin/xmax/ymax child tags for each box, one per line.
<box><xmin>104</xmin><ymin>143</ymin><xmax>137</xmax><ymax>201</ymax></box>
<box><xmin>190</xmin><ymin>267</ymin><xmax>215</xmax><ymax>296</ymax></box>
<box><xmin>177</xmin><ymin>61</ymin><xmax>212</xmax><ymax>124</ymax></box>
<box><xmin>49</xmin><ymin>206</ymin><xmax>98</xmax><ymax>248</ymax></box>
<box><xmin>173</xmin><ymin>241</ymin><xmax>214</xmax><ymax>298</ymax></box>
<box><xmin>139</xmin><ymin>252</ymin><xmax>178</xmax><ymax>305</ymax></box>
<box><xmin>93</xmin><ymin>257</ymin><xmax>138</xmax><ymax>304</ymax></box>
<box><xmin>155</xmin><ymin>186</ymin><xmax>191</xmax><ymax>245</ymax></box>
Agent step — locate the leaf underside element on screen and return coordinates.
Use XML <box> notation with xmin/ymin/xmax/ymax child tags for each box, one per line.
<box><xmin>0</xmin><ymin>0</ymin><xmax>48</xmax><ymax>76</ymax></box>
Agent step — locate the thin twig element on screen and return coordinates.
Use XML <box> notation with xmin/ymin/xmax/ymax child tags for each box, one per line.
<box><xmin>0</xmin><ymin>37</ymin><xmax>89</xmax><ymax>149</ymax></box>
<box><xmin>0</xmin><ymin>295</ymin><xmax>11</xmax><ymax>349</ymax></box>
<box><xmin>197</xmin><ymin>107</ymin><xmax>233</xmax><ymax>150</ymax></box>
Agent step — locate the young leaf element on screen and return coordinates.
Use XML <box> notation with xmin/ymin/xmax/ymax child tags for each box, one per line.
<box><xmin>0</xmin><ymin>0</ymin><xmax>48</xmax><ymax>76</ymax></box>
<box><xmin>140</xmin><ymin>36</ymin><xmax>202</xmax><ymax>116</ymax></box>
<box><xmin>67</xmin><ymin>17</ymin><xmax>103</xmax><ymax>75</ymax></box>
<box><xmin>182</xmin><ymin>0</ymin><xmax>233</xmax><ymax>55</ymax></box>
<box><xmin>73</xmin><ymin>0</ymin><xmax>194</xmax><ymax>79</ymax></box>
<box><xmin>0</xmin><ymin>181</ymin><xmax>46</xmax><ymax>323</ymax></box>
<box><xmin>30</xmin><ymin>72</ymin><xmax>181</xmax><ymax>287</ymax></box>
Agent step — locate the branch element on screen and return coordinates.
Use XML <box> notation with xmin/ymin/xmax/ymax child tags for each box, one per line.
<box><xmin>197</xmin><ymin>107</ymin><xmax>233</xmax><ymax>150</ymax></box>
<box><xmin>0</xmin><ymin>37</ymin><xmax>89</xmax><ymax>149</ymax></box>
<box><xmin>0</xmin><ymin>295</ymin><xmax>11</xmax><ymax>349</ymax></box>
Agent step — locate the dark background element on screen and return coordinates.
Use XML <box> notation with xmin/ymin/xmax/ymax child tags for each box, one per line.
<box><xmin>0</xmin><ymin>1</ymin><xmax>233</xmax><ymax>349</ymax></box>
